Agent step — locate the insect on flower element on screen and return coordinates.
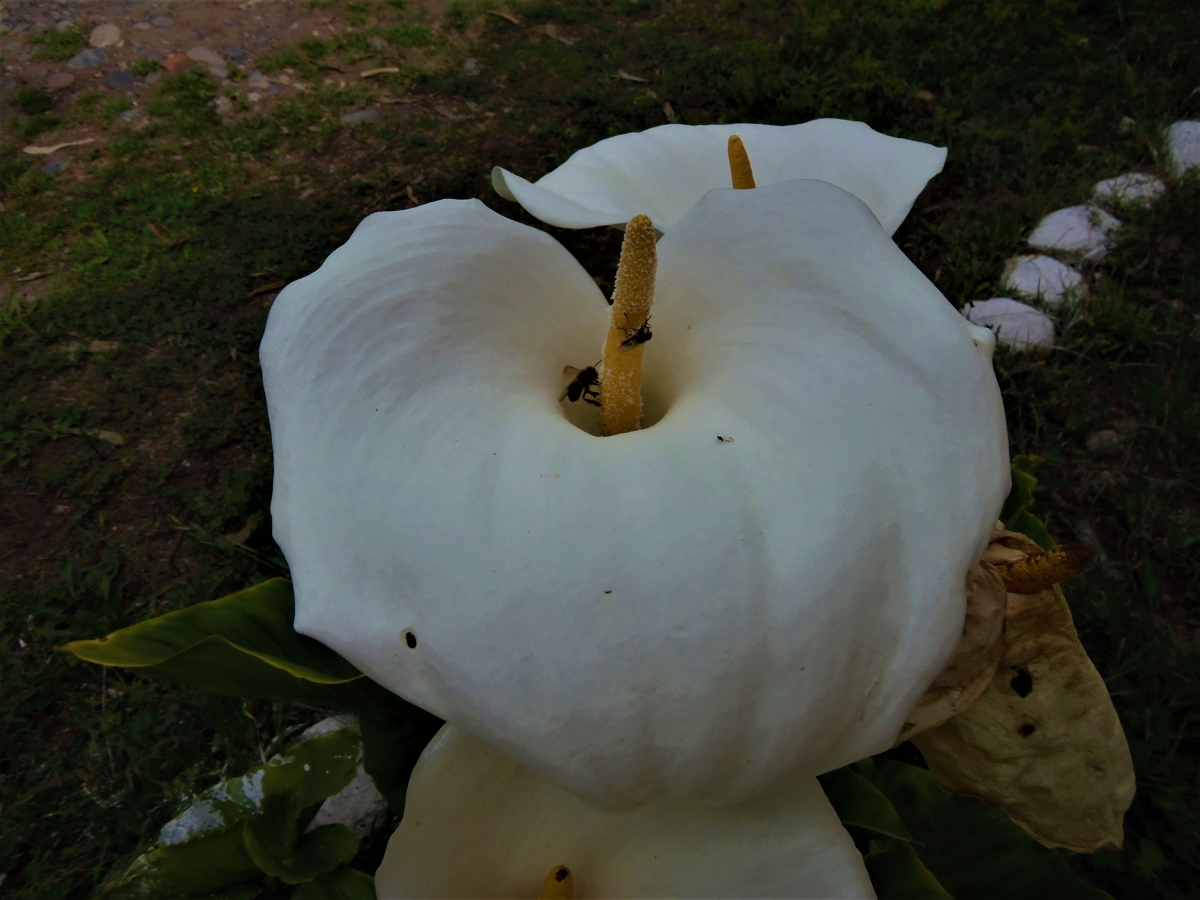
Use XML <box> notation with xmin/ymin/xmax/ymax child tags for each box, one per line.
<box><xmin>559</xmin><ymin>363</ymin><xmax>601</xmax><ymax>406</ymax></box>
<box><xmin>619</xmin><ymin>317</ymin><xmax>653</xmax><ymax>350</ymax></box>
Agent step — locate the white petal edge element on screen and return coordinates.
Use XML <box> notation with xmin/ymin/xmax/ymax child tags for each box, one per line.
<box><xmin>261</xmin><ymin>183</ymin><xmax>1008</xmax><ymax>809</ymax></box>
<box><xmin>377</xmin><ymin>725</ymin><xmax>877</xmax><ymax>900</ymax></box>
<box><xmin>492</xmin><ymin>120</ymin><xmax>946</xmax><ymax>235</ymax></box>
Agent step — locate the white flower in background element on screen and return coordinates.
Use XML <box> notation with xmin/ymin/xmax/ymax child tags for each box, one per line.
<box><xmin>492</xmin><ymin>120</ymin><xmax>947</xmax><ymax>234</ymax></box>
<box><xmin>375</xmin><ymin>724</ymin><xmax>875</xmax><ymax>899</ymax></box>
<box><xmin>260</xmin><ymin>160</ymin><xmax>1008</xmax><ymax>811</ymax></box>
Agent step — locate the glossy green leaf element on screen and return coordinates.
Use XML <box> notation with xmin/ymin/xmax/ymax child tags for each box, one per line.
<box><xmin>819</xmin><ymin>766</ymin><xmax>915</xmax><ymax>844</ymax></box>
<box><xmin>292</xmin><ymin>867</ymin><xmax>377</xmax><ymax>900</ymax></box>
<box><xmin>999</xmin><ymin>460</ymin><xmax>1055</xmax><ymax>549</ymax></box>
<box><xmin>98</xmin><ymin>824</ymin><xmax>261</xmax><ymax>898</ymax></box>
<box><xmin>244</xmin><ymin>729</ymin><xmax>362</xmax><ymax>883</ymax></box>
<box><xmin>1005</xmin><ymin>508</ymin><xmax>1055</xmax><ymax>550</ymax></box>
<box><xmin>856</xmin><ymin>759</ymin><xmax>1112</xmax><ymax>900</ymax></box>
<box><xmin>59</xmin><ymin>579</ymin><xmax>407</xmax><ymax>712</ymax></box>
<box><xmin>246</xmin><ymin>822</ymin><xmax>358</xmax><ymax>884</ymax></box>
<box><xmin>864</xmin><ymin>839</ymin><xmax>953</xmax><ymax>900</ymax></box>
<box><xmin>181</xmin><ymin>888</ymin><xmax>263</xmax><ymax>900</ymax></box>
<box><xmin>359</xmin><ymin>706</ymin><xmax>444</xmax><ymax>815</ymax></box>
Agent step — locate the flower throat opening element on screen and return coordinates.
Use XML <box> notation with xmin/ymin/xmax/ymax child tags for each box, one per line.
<box><xmin>561</xmin><ymin>136</ymin><xmax>756</xmax><ymax>437</ymax></box>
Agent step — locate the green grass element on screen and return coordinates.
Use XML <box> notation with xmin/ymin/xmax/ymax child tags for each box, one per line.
<box><xmin>2</xmin><ymin>0</ymin><xmax>1198</xmax><ymax>896</ymax></box>
<box><xmin>29</xmin><ymin>28</ymin><xmax>87</xmax><ymax>63</ymax></box>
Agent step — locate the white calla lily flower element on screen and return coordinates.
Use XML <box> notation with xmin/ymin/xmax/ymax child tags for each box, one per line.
<box><xmin>260</xmin><ymin>177</ymin><xmax>1008</xmax><ymax>810</ymax></box>
<box><xmin>376</xmin><ymin>724</ymin><xmax>876</xmax><ymax>899</ymax></box>
<box><xmin>491</xmin><ymin>119</ymin><xmax>947</xmax><ymax>234</ymax></box>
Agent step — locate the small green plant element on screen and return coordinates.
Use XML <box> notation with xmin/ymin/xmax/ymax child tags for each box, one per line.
<box><xmin>13</xmin><ymin>88</ymin><xmax>55</xmax><ymax>115</ymax></box>
<box><xmin>102</xmin><ymin>96</ymin><xmax>135</xmax><ymax>120</ymax></box>
<box><xmin>129</xmin><ymin>56</ymin><xmax>163</xmax><ymax>77</ymax></box>
<box><xmin>383</xmin><ymin>23</ymin><xmax>437</xmax><ymax>48</ymax></box>
<box><xmin>77</xmin><ymin>90</ymin><xmax>106</xmax><ymax>112</ymax></box>
<box><xmin>258</xmin><ymin>48</ymin><xmax>305</xmax><ymax>73</ymax></box>
<box><xmin>17</xmin><ymin>114</ymin><xmax>61</xmax><ymax>142</ymax></box>
<box><xmin>29</xmin><ymin>27</ymin><xmax>86</xmax><ymax>62</ymax></box>
<box><xmin>345</xmin><ymin>1</ymin><xmax>372</xmax><ymax>25</ymax></box>
<box><xmin>300</xmin><ymin>37</ymin><xmax>333</xmax><ymax>60</ymax></box>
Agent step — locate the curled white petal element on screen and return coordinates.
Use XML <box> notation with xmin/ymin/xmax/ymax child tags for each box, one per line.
<box><xmin>377</xmin><ymin>725</ymin><xmax>876</xmax><ymax>900</ymax></box>
<box><xmin>492</xmin><ymin>120</ymin><xmax>946</xmax><ymax>235</ymax></box>
<box><xmin>261</xmin><ymin>182</ymin><xmax>1007</xmax><ymax>808</ymax></box>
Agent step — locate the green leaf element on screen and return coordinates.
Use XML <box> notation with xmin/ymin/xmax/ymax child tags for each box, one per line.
<box><xmin>819</xmin><ymin>766</ymin><xmax>915</xmax><ymax>844</ymax></box>
<box><xmin>857</xmin><ymin>759</ymin><xmax>1112</xmax><ymax>900</ymax></box>
<box><xmin>244</xmin><ymin>729</ymin><xmax>362</xmax><ymax>883</ymax></box>
<box><xmin>59</xmin><ymin>578</ymin><xmax>408</xmax><ymax>712</ymax></box>
<box><xmin>1005</xmin><ymin>509</ymin><xmax>1055</xmax><ymax>550</ymax></box>
<box><xmin>864</xmin><ymin>839</ymin><xmax>953</xmax><ymax>900</ymax></box>
<box><xmin>98</xmin><ymin>824</ymin><xmax>261</xmax><ymax>898</ymax></box>
<box><xmin>999</xmin><ymin>462</ymin><xmax>1055</xmax><ymax>549</ymax></box>
<box><xmin>359</xmin><ymin>706</ymin><xmax>444</xmax><ymax>815</ymax></box>
<box><xmin>246</xmin><ymin>822</ymin><xmax>358</xmax><ymax>884</ymax></box>
<box><xmin>293</xmin><ymin>867</ymin><xmax>377</xmax><ymax>900</ymax></box>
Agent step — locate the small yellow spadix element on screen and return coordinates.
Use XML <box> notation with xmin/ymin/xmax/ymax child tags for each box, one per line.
<box><xmin>727</xmin><ymin>134</ymin><xmax>756</xmax><ymax>189</ymax></box>
<box><xmin>599</xmin><ymin>214</ymin><xmax>657</xmax><ymax>436</ymax></box>
<box><xmin>538</xmin><ymin>865</ymin><xmax>574</xmax><ymax>899</ymax></box>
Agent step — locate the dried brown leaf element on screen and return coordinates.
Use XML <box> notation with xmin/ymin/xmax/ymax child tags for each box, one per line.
<box><xmin>895</xmin><ymin>561</ymin><xmax>1007</xmax><ymax>744</ymax></box>
<box><xmin>913</xmin><ymin>575</ymin><xmax>1135</xmax><ymax>852</ymax></box>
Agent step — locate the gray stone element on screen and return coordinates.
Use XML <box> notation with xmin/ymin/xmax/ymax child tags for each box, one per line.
<box><xmin>1165</xmin><ymin>120</ymin><xmax>1200</xmax><ymax>176</ymax></box>
<box><xmin>41</xmin><ymin>158</ymin><xmax>69</xmax><ymax>176</ymax></box>
<box><xmin>150</xmin><ymin>16</ymin><xmax>174</xmax><ymax>28</ymax></box>
<box><xmin>1027</xmin><ymin>205</ymin><xmax>1120</xmax><ymax>260</ymax></box>
<box><xmin>188</xmin><ymin>46</ymin><xmax>226</xmax><ymax>67</ymax></box>
<box><xmin>46</xmin><ymin>70</ymin><xmax>75</xmax><ymax>91</ymax></box>
<box><xmin>370</xmin><ymin>35</ymin><xmax>387</xmax><ymax>48</ymax></box>
<box><xmin>145</xmin><ymin>71</ymin><xmax>162</xmax><ymax>86</ymax></box>
<box><xmin>1093</xmin><ymin>172</ymin><xmax>1167</xmax><ymax>208</ymax></box>
<box><xmin>223</xmin><ymin>46</ymin><xmax>247</xmax><ymax>63</ymax></box>
<box><xmin>463</xmin><ymin>57</ymin><xmax>477</xmax><ymax>74</ymax></box>
<box><xmin>55</xmin><ymin>19</ymin><xmax>75</xmax><ymax>32</ymax></box>
<box><xmin>341</xmin><ymin>108</ymin><xmax>383</xmax><ymax>125</ymax></box>
<box><xmin>1001</xmin><ymin>255</ymin><xmax>1086</xmax><ymax>308</ymax></box>
<box><xmin>209</xmin><ymin>64</ymin><xmax>229</xmax><ymax>79</ymax></box>
<box><xmin>90</xmin><ymin>23</ymin><xmax>121</xmax><ymax>47</ymax></box>
<box><xmin>963</xmin><ymin>298</ymin><xmax>1055</xmax><ymax>352</ymax></box>
<box><xmin>107</xmin><ymin>68</ymin><xmax>135</xmax><ymax>89</ymax></box>
<box><xmin>67</xmin><ymin>48</ymin><xmax>106</xmax><ymax>69</ymax></box>
<box><xmin>214</xmin><ymin>95</ymin><xmax>234</xmax><ymax>115</ymax></box>
<box><xmin>134</xmin><ymin>21</ymin><xmax>152</xmax><ymax>30</ymax></box>
<box><xmin>247</xmin><ymin>71</ymin><xmax>268</xmax><ymax>88</ymax></box>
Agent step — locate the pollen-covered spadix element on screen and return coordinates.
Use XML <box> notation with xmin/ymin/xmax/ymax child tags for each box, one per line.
<box><xmin>260</xmin><ymin>178</ymin><xmax>1007</xmax><ymax>809</ymax></box>
<box><xmin>491</xmin><ymin>119</ymin><xmax>947</xmax><ymax>234</ymax></box>
<box><xmin>376</xmin><ymin>725</ymin><xmax>876</xmax><ymax>899</ymax></box>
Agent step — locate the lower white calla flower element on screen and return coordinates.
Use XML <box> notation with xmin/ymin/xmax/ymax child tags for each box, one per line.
<box><xmin>376</xmin><ymin>724</ymin><xmax>876</xmax><ymax>899</ymax></box>
<box><xmin>491</xmin><ymin>120</ymin><xmax>947</xmax><ymax>235</ymax></box>
<box><xmin>260</xmin><ymin>177</ymin><xmax>1008</xmax><ymax>809</ymax></box>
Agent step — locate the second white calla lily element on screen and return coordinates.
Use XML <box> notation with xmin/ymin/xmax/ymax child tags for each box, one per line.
<box><xmin>491</xmin><ymin>119</ymin><xmax>947</xmax><ymax>234</ymax></box>
<box><xmin>260</xmin><ymin>178</ymin><xmax>1008</xmax><ymax>809</ymax></box>
<box><xmin>376</xmin><ymin>724</ymin><xmax>876</xmax><ymax>899</ymax></box>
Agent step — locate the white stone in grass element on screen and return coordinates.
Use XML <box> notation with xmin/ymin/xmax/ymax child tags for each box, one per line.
<box><xmin>1002</xmin><ymin>255</ymin><xmax>1086</xmax><ymax>308</ymax></box>
<box><xmin>962</xmin><ymin>297</ymin><xmax>1055</xmax><ymax>352</ymax></box>
<box><xmin>301</xmin><ymin>715</ymin><xmax>389</xmax><ymax>842</ymax></box>
<box><xmin>1028</xmin><ymin>205</ymin><xmax>1120</xmax><ymax>260</ymax></box>
<box><xmin>89</xmin><ymin>24</ymin><xmax>121</xmax><ymax>48</ymax></box>
<box><xmin>1093</xmin><ymin>173</ymin><xmax>1167</xmax><ymax>208</ymax></box>
<box><xmin>1165</xmin><ymin>121</ymin><xmax>1200</xmax><ymax>176</ymax></box>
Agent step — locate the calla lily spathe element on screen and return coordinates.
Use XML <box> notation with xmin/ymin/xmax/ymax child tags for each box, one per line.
<box><xmin>491</xmin><ymin>119</ymin><xmax>947</xmax><ymax>234</ymax></box>
<box><xmin>376</xmin><ymin>724</ymin><xmax>876</xmax><ymax>899</ymax></box>
<box><xmin>260</xmin><ymin>178</ymin><xmax>1008</xmax><ymax>809</ymax></box>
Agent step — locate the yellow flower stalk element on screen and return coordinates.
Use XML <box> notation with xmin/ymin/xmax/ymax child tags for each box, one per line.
<box><xmin>727</xmin><ymin>134</ymin><xmax>756</xmax><ymax>189</ymax></box>
<box><xmin>599</xmin><ymin>214</ymin><xmax>657</xmax><ymax>436</ymax></box>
